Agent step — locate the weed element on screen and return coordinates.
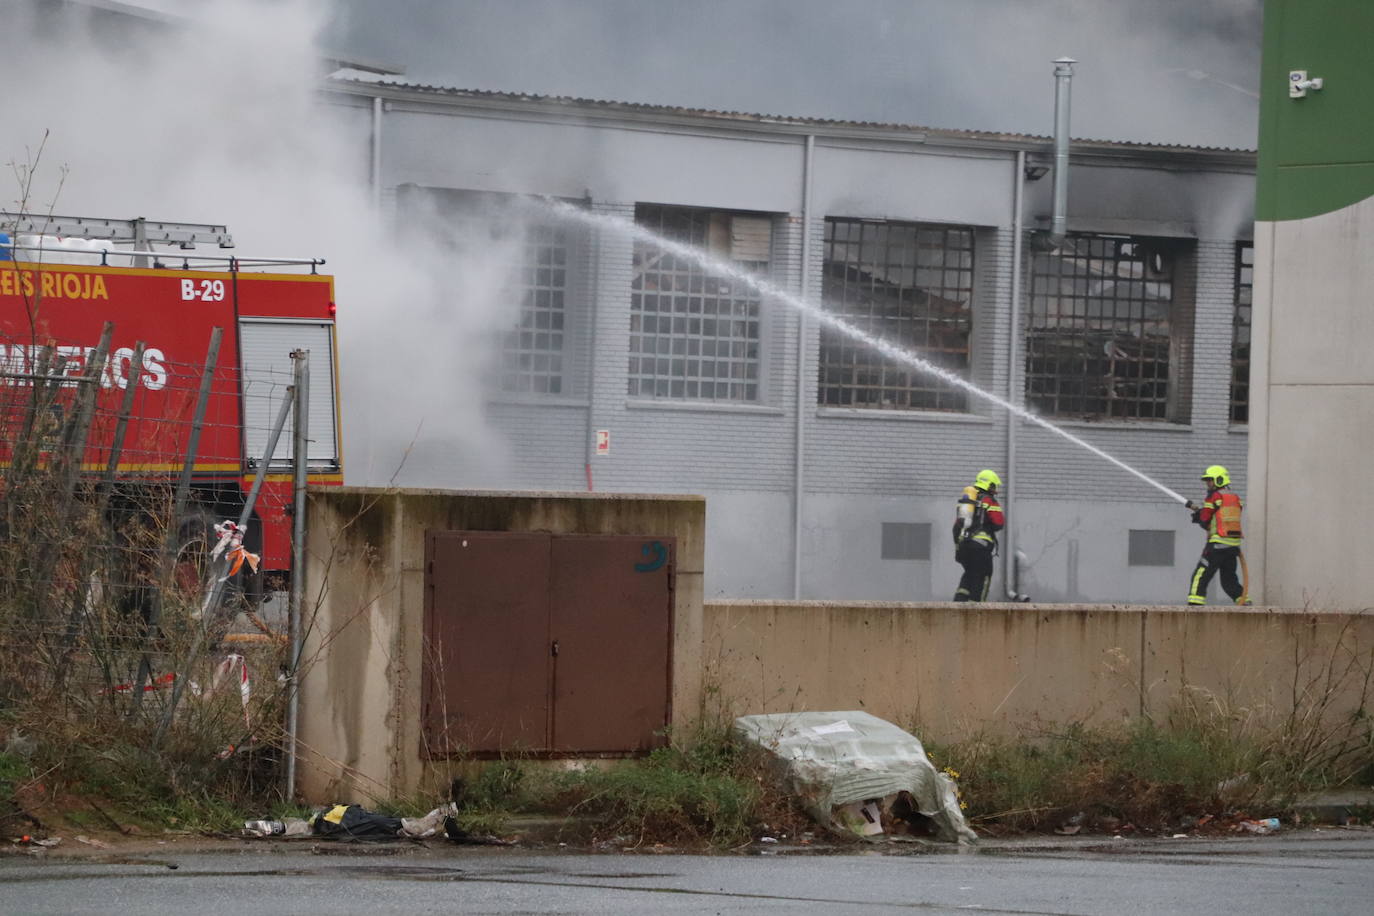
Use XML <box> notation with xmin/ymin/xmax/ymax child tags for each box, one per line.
<box><xmin>556</xmin><ymin>750</ymin><xmax>758</xmax><ymax>847</ymax></box>
<box><xmin>267</xmin><ymin>800</ymin><xmax>315</xmax><ymax>822</ymax></box>
<box><xmin>142</xmin><ymin>794</ymin><xmax>243</xmax><ymax>834</ymax></box>
<box><xmin>434</xmin><ymin>722</ymin><xmax>807</xmax><ymax>849</ymax></box>
<box><xmin>450</xmin><ymin>809</ymin><xmax>508</xmax><ymax>837</ymax></box>
<box><xmin>1345</xmin><ymin>803</ymin><xmax>1374</xmax><ymax>825</ymax></box>
<box><xmin>929</xmin><ymin>707</ymin><xmax>1374</xmax><ymax>833</ymax></box>
<box><xmin>368</xmin><ymin>794</ymin><xmax>447</xmax><ymax>820</ymax></box>
<box><xmin>0</xmin><ymin>750</ymin><xmax>26</xmax><ymax>800</ymax></box>
<box><xmin>463</xmin><ymin>761</ymin><xmax>535</xmax><ymax>812</ymax></box>
<box><xmin>59</xmin><ymin>810</ymin><xmax>96</xmax><ymax>829</ymax></box>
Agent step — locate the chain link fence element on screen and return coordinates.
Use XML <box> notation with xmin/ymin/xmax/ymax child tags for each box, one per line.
<box><xmin>0</xmin><ymin>322</ymin><xmax>308</xmax><ymax>805</ymax></box>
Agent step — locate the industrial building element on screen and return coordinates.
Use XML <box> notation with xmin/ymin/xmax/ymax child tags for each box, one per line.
<box><xmin>320</xmin><ymin>71</ymin><xmax>1257</xmax><ymax>604</ymax></box>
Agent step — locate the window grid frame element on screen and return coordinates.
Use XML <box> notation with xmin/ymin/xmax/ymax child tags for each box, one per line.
<box><xmin>819</xmin><ymin>218</ymin><xmax>975</xmax><ymax>412</ymax></box>
<box><xmin>628</xmin><ymin>204</ymin><xmax>765</xmax><ymax>402</ymax></box>
<box><xmin>1025</xmin><ymin>233</ymin><xmax>1176</xmax><ymax>421</ymax></box>
<box><xmin>1230</xmin><ymin>241</ymin><xmax>1253</xmax><ymax>424</ymax></box>
<box><xmin>499</xmin><ymin>222</ymin><xmax>569</xmax><ymax>395</ymax></box>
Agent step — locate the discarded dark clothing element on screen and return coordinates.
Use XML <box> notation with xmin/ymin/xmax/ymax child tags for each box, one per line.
<box><xmin>246</xmin><ymin>802</ymin><xmax>510</xmax><ymax>844</ymax></box>
<box><xmin>309</xmin><ymin>804</ymin><xmax>405</xmax><ymax>838</ymax></box>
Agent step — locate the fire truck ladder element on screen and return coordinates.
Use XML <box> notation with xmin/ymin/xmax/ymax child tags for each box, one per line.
<box><xmin>1</xmin><ymin>212</ymin><xmax>325</xmax><ymax>272</ymax></box>
<box><xmin>0</xmin><ymin>211</ymin><xmax>234</xmax><ymax>249</ymax></box>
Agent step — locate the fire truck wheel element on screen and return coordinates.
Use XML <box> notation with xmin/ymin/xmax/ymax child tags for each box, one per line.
<box><xmin>172</xmin><ymin>507</ymin><xmax>216</xmax><ymax>599</ymax></box>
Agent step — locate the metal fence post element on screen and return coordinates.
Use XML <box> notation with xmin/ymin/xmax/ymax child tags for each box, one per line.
<box><xmin>285</xmin><ymin>348</ymin><xmax>309</xmax><ymax>799</ymax></box>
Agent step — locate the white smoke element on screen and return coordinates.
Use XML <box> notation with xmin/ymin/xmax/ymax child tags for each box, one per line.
<box><xmin>324</xmin><ymin>0</ymin><xmax>1261</xmax><ymax>149</ymax></box>
<box><xmin>1</xmin><ymin>0</ymin><xmax>522</xmax><ymax>487</ymax></box>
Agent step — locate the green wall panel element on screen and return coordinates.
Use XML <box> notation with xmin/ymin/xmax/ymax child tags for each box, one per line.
<box><xmin>1258</xmin><ymin>0</ymin><xmax>1374</xmax><ymax>220</ymax></box>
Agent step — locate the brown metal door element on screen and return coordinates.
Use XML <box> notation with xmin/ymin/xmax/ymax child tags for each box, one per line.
<box><xmin>550</xmin><ymin>536</ymin><xmax>674</xmax><ymax>753</ymax></box>
<box><xmin>423</xmin><ymin>531</ymin><xmax>551</xmax><ymax>755</ymax></box>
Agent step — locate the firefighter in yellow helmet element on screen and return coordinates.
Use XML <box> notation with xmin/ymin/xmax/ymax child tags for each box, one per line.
<box><xmin>953</xmin><ymin>469</ymin><xmax>1004</xmax><ymax>602</ymax></box>
<box><xmin>1186</xmin><ymin>464</ymin><xmax>1251</xmax><ymax>606</ymax></box>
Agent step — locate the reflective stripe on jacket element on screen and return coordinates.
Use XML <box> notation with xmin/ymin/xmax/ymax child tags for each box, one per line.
<box><xmin>1195</xmin><ymin>488</ymin><xmax>1243</xmax><ymax>547</ymax></box>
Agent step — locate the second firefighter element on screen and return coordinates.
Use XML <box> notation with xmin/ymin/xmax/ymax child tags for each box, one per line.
<box><xmin>953</xmin><ymin>469</ymin><xmax>1004</xmax><ymax>602</ymax></box>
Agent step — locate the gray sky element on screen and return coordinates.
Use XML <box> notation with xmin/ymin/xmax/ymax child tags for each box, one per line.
<box><xmin>323</xmin><ymin>0</ymin><xmax>1263</xmax><ymax>149</ymax></box>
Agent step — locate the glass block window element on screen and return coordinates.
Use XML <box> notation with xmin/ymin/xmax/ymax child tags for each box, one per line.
<box><xmin>1027</xmin><ymin>234</ymin><xmax>1184</xmax><ymax>421</ymax></box>
<box><xmin>1128</xmin><ymin>529</ymin><xmax>1175</xmax><ymax>567</ymax></box>
<box><xmin>394</xmin><ymin>185</ymin><xmax>573</xmax><ymax>396</ymax></box>
<box><xmin>820</xmin><ymin>219</ymin><xmax>974</xmax><ymax>411</ymax></box>
<box><xmin>881</xmin><ymin>522</ymin><xmax>932</xmax><ymax>560</ymax></box>
<box><xmin>499</xmin><ymin>223</ymin><xmax>567</xmax><ymax>394</ymax></box>
<box><xmin>1230</xmin><ymin>242</ymin><xmax>1253</xmax><ymax>424</ymax></box>
<box><xmin>629</xmin><ymin>204</ymin><xmax>768</xmax><ymax>401</ymax></box>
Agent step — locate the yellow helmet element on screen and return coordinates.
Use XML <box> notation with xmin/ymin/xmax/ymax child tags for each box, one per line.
<box><xmin>1202</xmin><ymin>465</ymin><xmax>1230</xmax><ymax>488</ymax></box>
<box><xmin>974</xmin><ymin>469</ymin><xmax>1002</xmax><ymax>492</ymax></box>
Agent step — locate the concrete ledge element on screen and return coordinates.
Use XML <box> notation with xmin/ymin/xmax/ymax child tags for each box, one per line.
<box><xmin>704</xmin><ymin>601</ymin><xmax>1374</xmax><ymax>744</ymax></box>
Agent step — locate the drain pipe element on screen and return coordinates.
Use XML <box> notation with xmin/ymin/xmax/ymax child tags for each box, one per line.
<box><xmin>1005</xmin><ymin>150</ymin><xmax>1027</xmax><ymax>602</ymax></box>
<box><xmin>583</xmin><ymin>194</ymin><xmax>602</xmax><ymax>491</ymax></box>
<box><xmin>1001</xmin><ymin>57</ymin><xmax>1074</xmax><ymax>600</ymax></box>
<box><xmin>792</xmin><ymin>135</ymin><xmax>815</xmax><ymax>599</ymax></box>
<box><xmin>1049</xmin><ymin>57</ymin><xmax>1076</xmax><ymax>247</ymax></box>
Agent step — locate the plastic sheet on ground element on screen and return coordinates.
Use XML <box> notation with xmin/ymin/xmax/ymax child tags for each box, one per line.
<box><xmin>733</xmin><ymin>710</ymin><xmax>977</xmax><ymax>845</ymax></box>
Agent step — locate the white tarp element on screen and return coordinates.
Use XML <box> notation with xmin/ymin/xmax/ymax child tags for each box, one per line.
<box><xmin>733</xmin><ymin>710</ymin><xmax>977</xmax><ymax>845</ymax></box>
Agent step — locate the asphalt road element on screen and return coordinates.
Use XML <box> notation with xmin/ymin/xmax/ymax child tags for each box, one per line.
<box><xmin>3</xmin><ymin>828</ymin><xmax>1373</xmax><ymax>915</ymax></box>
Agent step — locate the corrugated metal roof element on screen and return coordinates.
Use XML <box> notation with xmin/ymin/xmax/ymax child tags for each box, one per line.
<box><xmin>326</xmin><ymin>73</ymin><xmax>1257</xmax><ymax>156</ymax></box>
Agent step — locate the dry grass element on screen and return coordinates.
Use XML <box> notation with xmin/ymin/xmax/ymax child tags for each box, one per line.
<box><xmin>443</xmin><ymin>721</ymin><xmax>813</xmax><ymax>849</ymax></box>
<box><xmin>927</xmin><ymin>694</ymin><xmax>1374</xmax><ymax>834</ymax></box>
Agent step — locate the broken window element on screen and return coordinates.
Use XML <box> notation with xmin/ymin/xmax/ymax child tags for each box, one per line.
<box><xmin>1026</xmin><ymin>234</ymin><xmax>1192</xmax><ymax>421</ymax></box>
<box><xmin>1230</xmin><ymin>242</ymin><xmax>1253</xmax><ymax>424</ymax></box>
<box><xmin>395</xmin><ymin>185</ymin><xmax>572</xmax><ymax>396</ymax></box>
<box><xmin>819</xmin><ymin>219</ymin><xmax>973</xmax><ymax>411</ymax></box>
<box><xmin>629</xmin><ymin>204</ymin><xmax>768</xmax><ymax>401</ymax></box>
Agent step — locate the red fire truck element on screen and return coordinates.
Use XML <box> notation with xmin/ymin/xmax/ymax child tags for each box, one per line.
<box><xmin>0</xmin><ymin>212</ymin><xmax>341</xmax><ymax>596</ymax></box>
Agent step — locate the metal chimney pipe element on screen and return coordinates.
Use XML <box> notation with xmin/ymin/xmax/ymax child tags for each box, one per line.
<box><xmin>1050</xmin><ymin>57</ymin><xmax>1076</xmax><ymax>247</ymax></box>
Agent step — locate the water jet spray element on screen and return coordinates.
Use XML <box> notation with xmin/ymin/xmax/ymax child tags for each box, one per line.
<box><xmin>540</xmin><ymin>197</ymin><xmax>1188</xmax><ymax>508</ymax></box>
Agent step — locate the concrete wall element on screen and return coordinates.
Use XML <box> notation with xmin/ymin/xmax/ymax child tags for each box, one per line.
<box><xmin>703</xmin><ymin>600</ymin><xmax>1374</xmax><ymax>745</ymax></box>
<box><xmin>296</xmin><ymin>481</ymin><xmax>1373</xmax><ymax>803</ymax></box>
<box><xmin>296</xmin><ymin>487</ymin><xmax>706</xmax><ymax>804</ymax></box>
<box><xmin>1250</xmin><ymin>199</ymin><xmax>1374</xmax><ymax>608</ymax></box>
